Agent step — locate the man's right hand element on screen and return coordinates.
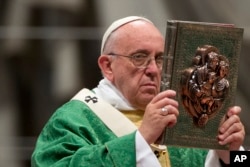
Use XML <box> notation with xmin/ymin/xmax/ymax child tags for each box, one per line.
<box><xmin>138</xmin><ymin>90</ymin><xmax>179</xmax><ymax>144</ymax></box>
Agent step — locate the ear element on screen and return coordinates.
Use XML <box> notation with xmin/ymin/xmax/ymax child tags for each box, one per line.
<box><xmin>98</xmin><ymin>55</ymin><xmax>114</xmax><ymax>81</ymax></box>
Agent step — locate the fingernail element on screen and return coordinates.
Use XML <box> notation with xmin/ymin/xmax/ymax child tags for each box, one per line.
<box><xmin>218</xmin><ymin>141</ymin><xmax>223</xmax><ymax>145</ymax></box>
<box><xmin>219</xmin><ymin>127</ymin><xmax>225</xmax><ymax>133</ymax></box>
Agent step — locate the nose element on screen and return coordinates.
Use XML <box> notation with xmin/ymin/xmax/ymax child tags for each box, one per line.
<box><xmin>145</xmin><ymin>58</ymin><xmax>160</xmax><ymax>75</ymax></box>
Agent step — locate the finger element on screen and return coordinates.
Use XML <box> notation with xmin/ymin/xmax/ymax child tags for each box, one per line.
<box><xmin>156</xmin><ymin>98</ymin><xmax>179</xmax><ymax>110</ymax></box>
<box><xmin>162</xmin><ymin>113</ymin><xmax>178</xmax><ymax>128</ymax></box>
<box><xmin>160</xmin><ymin>106</ymin><xmax>169</xmax><ymax>116</ymax></box>
<box><xmin>218</xmin><ymin>131</ymin><xmax>245</xmax><ymax>146</ymax></box>
<box><xmin>218</xmin><ymin>124</ymin><xmax>245</xmax><ymax>147</ymax></box>
<box><xmin>151</xmin><ymin>90</ymin><xmax>176</xmax><ymax>104</ymax></box>
<box><xmin>164</xmin><ymin>105</ymin><xmax>179</xmax><ymax>116</ymax></box>
<box><xmin>218</xmin><ymin>121</ymin><xmax>242</xmax><ymax>141</ymax></box>
<box><xmin>159</xmin><ymin>105</ymin><xmax>179</xmax><ymax>117</ymax></box>
<box><xmin>227</xmin><ymin>106</ymin><xmax>241</xmax><ymax>117</ymax></box>
<box><xmin>219</xmin><ymin>114</ymin><xmax>240</xmax><ymax>134</ymax></box>
<box><xmin>159</xmin><ymin>105</ymin><xmax>179</xmax><ymax>127</ymax></box>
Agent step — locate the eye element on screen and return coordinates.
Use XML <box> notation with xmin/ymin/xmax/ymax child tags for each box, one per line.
<box><xmin>131</xmin><ymin>53</ymin><xmax>148</xmax><ymax>67</ymax></box>
<box><xmin>155</xmin><ymin>55</ymin><xmax>164</xmax><ymax>64</ymax></box>
<box><xmin>132</xmin><ymin>53</ymin><xmax>148</xmax><ymax>60</ymax></box>
<box><xmin>156</xmin><ymin>55</ymin><xmax>164</xmax><ymax>61</ymax></box>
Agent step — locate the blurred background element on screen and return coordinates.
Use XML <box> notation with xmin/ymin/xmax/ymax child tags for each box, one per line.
<box><xmin>0</xmin><ymin>0</ymin><xmax>249</xmax><ymax>166</ymax></box>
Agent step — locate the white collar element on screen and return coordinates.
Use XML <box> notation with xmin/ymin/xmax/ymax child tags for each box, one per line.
<box><xmin>93</xmin><ymin>78</ymin><xmax>135</xmax><ymax>111</ymax></box>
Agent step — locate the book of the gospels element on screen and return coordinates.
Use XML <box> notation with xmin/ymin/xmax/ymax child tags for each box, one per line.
<box><xmin>158</xmin><ymin>20</ymin><xmax>244</xmax><ymax>150</ymax></box>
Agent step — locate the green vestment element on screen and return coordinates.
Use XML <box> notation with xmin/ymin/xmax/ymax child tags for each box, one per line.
<box><xmin>31</xmin><ymin>99</ymin><xmax>209</xmax><ymax>167</ymax></box>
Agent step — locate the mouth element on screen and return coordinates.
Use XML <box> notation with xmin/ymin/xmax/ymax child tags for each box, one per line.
<box><xmin>141</xmin><ymin>83</ymin><xmax>157</xmax><ymax>90</ymax></box>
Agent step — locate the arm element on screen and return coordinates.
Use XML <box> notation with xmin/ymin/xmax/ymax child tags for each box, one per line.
<box><xmin>205</xmin><ymin>146</ymin><xmax>245</xmax><ymax>167</ymax></box>
<box><xmin>31</xmin><ymin>100</ymin><xmax>136</xmax><ymax>167</ymax></box>
<box><xmin>135</xmin><ymin>131</ymin><xmax>161</xmax><ymax>166</ymax></box>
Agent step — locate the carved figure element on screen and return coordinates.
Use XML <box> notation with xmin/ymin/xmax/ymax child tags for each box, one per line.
<box><xmin>180</xmin><ymin>45</ymin><xmax>229</xmax><ymax>127</ymax></box>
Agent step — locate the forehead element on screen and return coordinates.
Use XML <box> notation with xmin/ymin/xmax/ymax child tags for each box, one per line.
<box><xmin>110</xmin><ymin>21</ymin><xmax>164</xmax><ymax>53</ymax></box>
<box><xmin>119</xmin><ymin>21</ymin><xmax>162</xmax><ymax>40</ymax></box>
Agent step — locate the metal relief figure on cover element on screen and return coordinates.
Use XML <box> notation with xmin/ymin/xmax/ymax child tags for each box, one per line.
<box><xmin>180</xmin><ymin>45</ymin><xmax>229</xmax><ymax>127</ymax></box>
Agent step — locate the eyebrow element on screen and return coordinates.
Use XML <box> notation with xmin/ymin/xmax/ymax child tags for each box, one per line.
<box><xmin>129</xmin><ymin>49</ymin><xmax>149</xmax><ymax>55</ymax></box>
<box><xmin>129</xmin><ymin>49</ymin><xmax>163</xmax><ymax>56</ymax></box>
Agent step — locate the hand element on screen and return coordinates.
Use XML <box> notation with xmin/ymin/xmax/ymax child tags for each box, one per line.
<box><xmin>138</xmin><ymin>90</ymin><xmax>179</xmax><ymax>144</ymax></box>
<box><xmin>217</xmin><ymin>106</ymin><xmax>245</xmax><ymax>150</ymax></box>
<box><xmin>216</xmin><ymin>106</ymin><xmax>245</xmax><ymax>164</ymax></box>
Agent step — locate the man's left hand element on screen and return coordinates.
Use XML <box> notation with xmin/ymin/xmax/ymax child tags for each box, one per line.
<box><xmin>217</xmin><ymin>106</ymin><xmax>245</xmax><ymax>150</ymax></box>
<box><xmin>216</xmin><ymin>106</ymin><xmax>245</xmax><ymax>164</ymax></box>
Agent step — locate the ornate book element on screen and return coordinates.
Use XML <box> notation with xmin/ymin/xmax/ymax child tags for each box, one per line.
<box><xmin>159</xmin><ymin>20</ymin><xmax>244</xmax><ymax>150</ymax></box>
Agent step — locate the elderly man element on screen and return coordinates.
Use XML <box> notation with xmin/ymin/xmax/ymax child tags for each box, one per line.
<box><xmin>31</xmin><ymin>16</ymin><xmax>245</xmax><ymax>167</ymax></box>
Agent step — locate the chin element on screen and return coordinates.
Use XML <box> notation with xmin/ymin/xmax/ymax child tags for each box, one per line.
<box><xmin>142</xmin><ymin>93</ymin><xmax>155</xmax><ymax>103</ymax></box>
<box><xmin>142</xmin><ymin>87</ymin><xmax>158</xmax><ymax>95</ymax></box>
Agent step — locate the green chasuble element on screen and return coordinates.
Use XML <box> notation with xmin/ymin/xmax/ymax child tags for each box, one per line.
<box><xmin>168</xmin><ymin>146</ymin><xmax>208</xmax><ymax>167</ymax></box>
<box><xmin>32</xmin><ymin>99</ymin><xmax>209</xmax><ymax>167</ymax></box>
<box><xmin>31</xmin><ymin>100</ymin><xmax>136</xmax><ymax>167</ymax></box>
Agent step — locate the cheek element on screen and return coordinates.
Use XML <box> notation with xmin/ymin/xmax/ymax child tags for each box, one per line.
<box><xmin>115</xmin><ymin>69</ymin><xmax>143</xmax><ymax>95</ymax></box>
<box><xmin>117</xmin><ymin>70</ymin><xmax>141</xmax><ymax>89</ymax></box>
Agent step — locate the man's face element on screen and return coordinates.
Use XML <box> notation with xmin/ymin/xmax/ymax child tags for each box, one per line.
<box><xmin>107</xmin><ymin>21</ymin><xmax>164</xmax><ymax>110</ymax></box>
<box><xmin>219</xmin><ymin>65</ymin><xmax>228</xmax><ymax>77</ymax></box>
<box><xmin>208</xmin><ymin>52</ymin><xmax>219</xmax><ymax>70</ymax></box>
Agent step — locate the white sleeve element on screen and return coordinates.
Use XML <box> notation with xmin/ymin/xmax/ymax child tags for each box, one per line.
<box><xmin>205</xmin><ymin>146</ymin><xmax>245</xmax><ymax>167</ymax></box>
<box><xmin>205</xmin><ymin>150</ymin><xmax>221</xmax><ymax>167</ymax></box>
<box><xmin>135</xmin><ymin>131</ymin><xmax>161</xmax><ymax>167</ymax></box>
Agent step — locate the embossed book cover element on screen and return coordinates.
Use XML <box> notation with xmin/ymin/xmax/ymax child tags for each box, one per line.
<box><xmin>159</xmin><ymin>20</ymin><xmax>244</xmax><ymax>149</ymax></box>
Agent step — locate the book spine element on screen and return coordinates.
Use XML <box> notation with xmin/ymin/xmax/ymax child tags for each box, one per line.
<box><xmin>160</xmin><ymin>21</ymin><xmax>178</xmax><ymax>92</ymax></box>
<box><xmin>156</xmin><ymin>21</ymin><xmax>178</xmax><ymax>145</ymax></box>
